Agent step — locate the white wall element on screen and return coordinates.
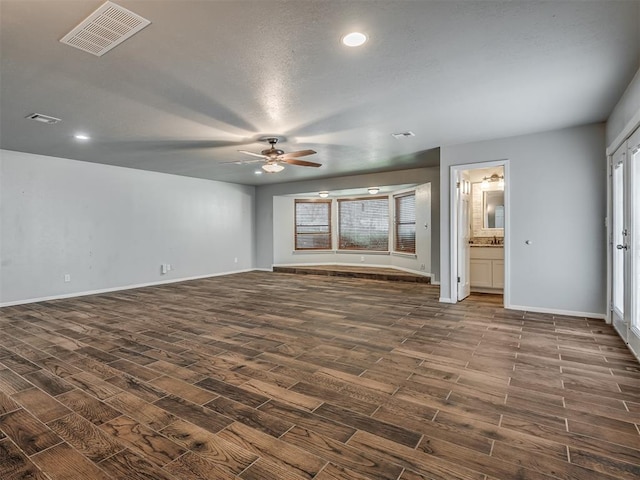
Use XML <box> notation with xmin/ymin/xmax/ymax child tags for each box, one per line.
<box><xmin>255</xmin><ymin>166</ymin><xmax>441</xmax><ymax>280</ymax></box>
<box><xmin>0</xmin><ymin>150</ymin><xmax>255</xmax><ymax>305</ymax></box>
<box><xmin>272</xmin><ymin>183</ymin><xmax>432</xmax><ymax>276</ymax></box>
<box><xmin>440</xmin><ymin>124</ymin><xmax>607</xmax><ymax>317</ymax></box>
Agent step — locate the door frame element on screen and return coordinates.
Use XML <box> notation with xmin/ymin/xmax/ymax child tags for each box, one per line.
<box><xmin>449</xmin><ymin>159</ymin><xmax>511</xmax><ymax>307</ymax></box>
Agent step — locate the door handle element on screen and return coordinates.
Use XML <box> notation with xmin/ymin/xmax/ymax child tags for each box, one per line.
<box><xmin>616</xmin><ymin>244</ymin><xmax>628</xmax><ymax>250</ymax></box>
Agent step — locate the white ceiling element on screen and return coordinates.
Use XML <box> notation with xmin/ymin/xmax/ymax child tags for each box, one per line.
<box><xmin>1</xmin><ymin>1</ymin><xmax>638</xmax><ymax>186</ymax></box>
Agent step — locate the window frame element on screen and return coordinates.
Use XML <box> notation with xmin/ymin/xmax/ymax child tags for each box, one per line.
<box><xmin>294</xmin><ymin>199</ymin><xmax>333</xmax><ymax>251</ymax></box>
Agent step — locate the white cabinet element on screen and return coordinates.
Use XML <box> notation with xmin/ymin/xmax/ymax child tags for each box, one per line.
<box><xmin>470</xmin><ymin>259</ymin><xmax>493</xmax><ymax>287</ymax></box>
<box><xmin>492</xmin><ymin>260</ymin><xmax>504</xmax><ymax>288</ymax></box>
<box><xmin>470</xmin><ymin>247</ymin><xmax>504</xmax><ymax>291</ymax></box>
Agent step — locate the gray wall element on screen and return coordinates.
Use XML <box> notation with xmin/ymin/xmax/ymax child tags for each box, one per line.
<box><xmin>607</xmin><ymin>67</ymin><xmax>640</xmax><ymax>148</ymax></box>
<box><xmin>256</xmin><ymin>166</ymin><xmax>441</xmax><ymax>281</ymax></box>
<box><xmin>440</xmin><ymin>124</ymin><xmax>607</xmax><ymax>316</ymax></box>
<box><xmin>0</xmin><ymin>150</ymin><xmax>255</xmax><ymax>305</ymax></box>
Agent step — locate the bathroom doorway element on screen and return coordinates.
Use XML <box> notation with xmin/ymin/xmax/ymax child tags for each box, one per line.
<box><xmin>450</xmin><ymin>160</ymin><xmax>510</xmax><ymax>306</ymax></box>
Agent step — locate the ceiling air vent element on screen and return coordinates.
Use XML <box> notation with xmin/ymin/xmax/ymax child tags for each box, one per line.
<box><xmin>60</xmin><ymin>1</ymin><xmax>151</xmax><ymax>57</ymax></box>
<box><xmin>391</xmin><ymin>131</ymin><xmax>415</xmax><ymax>139</ymax></box>
<box><xmin>26</xmin><ymin>113</ymin><xmax>62</xmax><ymax>124</ymax></box>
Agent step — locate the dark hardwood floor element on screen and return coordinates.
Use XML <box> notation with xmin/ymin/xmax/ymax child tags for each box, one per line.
<box><xmin>1</xmin><ymin>271</ymin><xmax>638</xmax><ymax>480</ymax></box>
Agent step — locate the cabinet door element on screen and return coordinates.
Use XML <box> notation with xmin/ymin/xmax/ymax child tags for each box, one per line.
<box><xmin>492</xmin><ymin>260</ymin><xmax>504</xmax><ymax>288</ymax></box>
<box><xmin>470</xmin><ymin>259</ymin><xmax>493</xmax><ymax>287</ymax></box>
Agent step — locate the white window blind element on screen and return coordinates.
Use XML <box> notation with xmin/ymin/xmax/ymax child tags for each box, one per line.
<box><xmin>338</xmin><ymin>197</ymin><xmax>389</xmax><ymax>251</ymax></box>
<box><xmin>395</xmin><ymin>192</ymin><xmax>416</xmax><ymax>253</ymax></box>
<box><xmin>295</xmin><ymin>200</ymin><xmax>332</xmax><ymax>250</ymax></box>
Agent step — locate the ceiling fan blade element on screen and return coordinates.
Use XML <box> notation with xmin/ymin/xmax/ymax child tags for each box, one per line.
<box><xmin>238</xmin><ymin>150</ymin><xmax>268</xmax><ymax>159</ymax></box>
<box><xmin>282</xmin><ymin>158</ymin><xmax>322</xmax><ymax>167</ymax></box>
<box><xmin>280</xmin><ymin>149</ymin><xmax>317</xmax><ymax>159</ymax></box>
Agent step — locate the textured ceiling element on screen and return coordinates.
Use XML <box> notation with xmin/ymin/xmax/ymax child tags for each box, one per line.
<box><xmin>1</xmin><ymin>0</ymin><xmax>638</xmax><ymax>185</ymax></box>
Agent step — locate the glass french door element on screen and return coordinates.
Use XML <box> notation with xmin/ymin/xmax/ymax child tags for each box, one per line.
<box><xmin>611</xmin><ymin>128</ymin><xmax>640</xmax><ymax>347</ymax></box>
<box><xmin>629</xmin><ymin>130</ymin><xmax>640</xmax><ymax>339</ymax></box>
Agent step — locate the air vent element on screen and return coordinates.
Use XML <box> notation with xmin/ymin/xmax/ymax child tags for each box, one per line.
<box><xmin>26</xmin><ymin>113</ymin><xmax>62</xmax><ymax>124</ymax></box>
<box><xmin>391</xmin><ymin>131</ymin><xmax>415</xmax><ymax>139</ymax></box>
<box><xmin>60</xmin><ymin>1</ymin><xmax>151</xmax><ymax>57</ymax></box>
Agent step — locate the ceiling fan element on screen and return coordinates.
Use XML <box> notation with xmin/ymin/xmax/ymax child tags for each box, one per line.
<box><xmin>237</xmin><ymin>137</ymin><xmax>321</xmax><ymax>173</ymax></box>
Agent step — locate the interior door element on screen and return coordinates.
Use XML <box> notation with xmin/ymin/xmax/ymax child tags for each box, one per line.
<box><xmin>457</xmin><ymin>172</ymin><xmax>471</xmax><ymax>301</ymax></box>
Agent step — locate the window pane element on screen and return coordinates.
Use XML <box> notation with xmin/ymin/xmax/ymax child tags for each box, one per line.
<box><xmin>632</xmin><ymin>148</ymin><xmax>640</xmax><ymax>329</ymax></box>
<box><xmin>338</xmin><ymin>198</ymin><xmax>389</xmax><ymax>250</ymax></box>
<box><xmin>613</xmin><ymin>163</ymin><xmax>624</xmax><ymax>315</ymax></box>
<box><xmin>295</xmin><ymin>200</ymin><xmax>331</xmax><ymax>250</ymax></box>
<box><xmin>395</xmin><ymin>193</ymin><xmax>416</xmax><ymax>253</ymax></box>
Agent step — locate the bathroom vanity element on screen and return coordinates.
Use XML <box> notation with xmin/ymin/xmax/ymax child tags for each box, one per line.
<box><xmin>470</xmin><ymin>245</ymin><xmax>504</xmax><ymax>292</ymax></box>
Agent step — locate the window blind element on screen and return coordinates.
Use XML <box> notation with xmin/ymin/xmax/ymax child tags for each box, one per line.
<box><xmin>395</xmin><ymin>193</ymin><xmax>416</xmax><ymax>253</ymax></box>
<box><xmin>338</xmin><ymin>197</ymin><xmax>389</xmax><ymax>251</ymax></box>
<box><xmin>295</xmin><ymin>200</ymin><xmax>332</xmax><ymax>250</ymax></box>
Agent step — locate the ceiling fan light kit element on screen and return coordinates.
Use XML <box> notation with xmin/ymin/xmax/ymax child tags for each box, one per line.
<box><xmin>238</xmin><ymin>137</ymin><xmax>320</xmax><ymax>174</ymax></box>
<box><xmin>262</xmin><ymin>163</ymin><xmax>285</xmax><ymax>173</ymax></box>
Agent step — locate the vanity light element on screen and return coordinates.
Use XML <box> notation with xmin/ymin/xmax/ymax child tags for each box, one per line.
<box><xmin>368</xmin><ymin>187</ymin><xmax>380</xmax><ymax>195</ymax></box>
<box><xmin>262</xmin><ymin>163</ymin><xmax>285</xmax><ymax>173</ymax></box>
<box><xmin>481</xmin><ymin>173</ymin><xmax>504</xmax><ymax>190</ymax></box>
<box><xmin>319</xmin><ymin>191</ymin><xmax>329</xmax><ymax>198</ymax></box>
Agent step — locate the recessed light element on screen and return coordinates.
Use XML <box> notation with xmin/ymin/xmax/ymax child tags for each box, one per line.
<box><xmin>74</xmin><ymin>134</ymin><xmax>90</xmax><ymax>140</ymax></box>
<box><xmin>254</xmin><ymin>170</ymin><xmax>263</xmax><ymax>175</ymax></box>
<box><xmin>342</xmin><ymin>32</ymin><xmax>367</xmax><ymax>47</ymax></box>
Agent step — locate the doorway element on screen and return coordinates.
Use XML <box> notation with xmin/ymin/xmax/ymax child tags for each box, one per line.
<box><xmin>450</xmin><ymin>160</ymin><xmax>510</xmax><ymax>306</ymax></box>
<box><xmin>609</xmin><ymin>127</ymin><xmax>640</xmax><ymax>357</ymax></box>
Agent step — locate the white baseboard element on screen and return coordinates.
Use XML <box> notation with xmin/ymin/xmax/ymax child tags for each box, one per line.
<box><xmin>507</xmin><ymin>304</ymin><xmax>606</xmax><ymax>320</ymax></box>
<box><xmin>0</xmin><ymin>269</ymin><xmax>256</xmax><ymax>307</ymax></box>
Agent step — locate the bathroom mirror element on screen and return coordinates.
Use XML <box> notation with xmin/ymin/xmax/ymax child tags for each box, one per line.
<box><xmin>483</xmin><ymin>190</ymin><xmax>504</xmax><ymax>229</ymax></box>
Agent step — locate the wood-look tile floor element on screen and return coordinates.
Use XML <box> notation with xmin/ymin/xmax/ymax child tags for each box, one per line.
<box><xmin>1</xmin><ymin>271</ymin><xmax>639</xmax><ymax>480</ymax></box>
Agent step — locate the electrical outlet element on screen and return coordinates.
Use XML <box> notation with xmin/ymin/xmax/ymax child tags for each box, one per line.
<box><xmin>420</xmin><ymin>264</ymin><xmax>426</xmax><ymax>271</ymax></box>
<box><xmin>160</xmin><ymin>264</ymin><xmax>166</xmax><ymax>274</ymax></box>
<box><xmin>360</xmin><ymin>256</ymin><xmax>365</xmax><ymax>262</ymax></box>
<box><xmin>234</xmin><ymin>257</ymin><xmax>238</xmax><ymax>263</ymax></box>
<box><xmin>64</xmin><ymin>274</ymin><xmax>71</xmax><ymax>282</ymax></box>
<box><xmin>166</xmin><ymin>264</ymin><xmax>171</xmax><ymax>272</ymax></box>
